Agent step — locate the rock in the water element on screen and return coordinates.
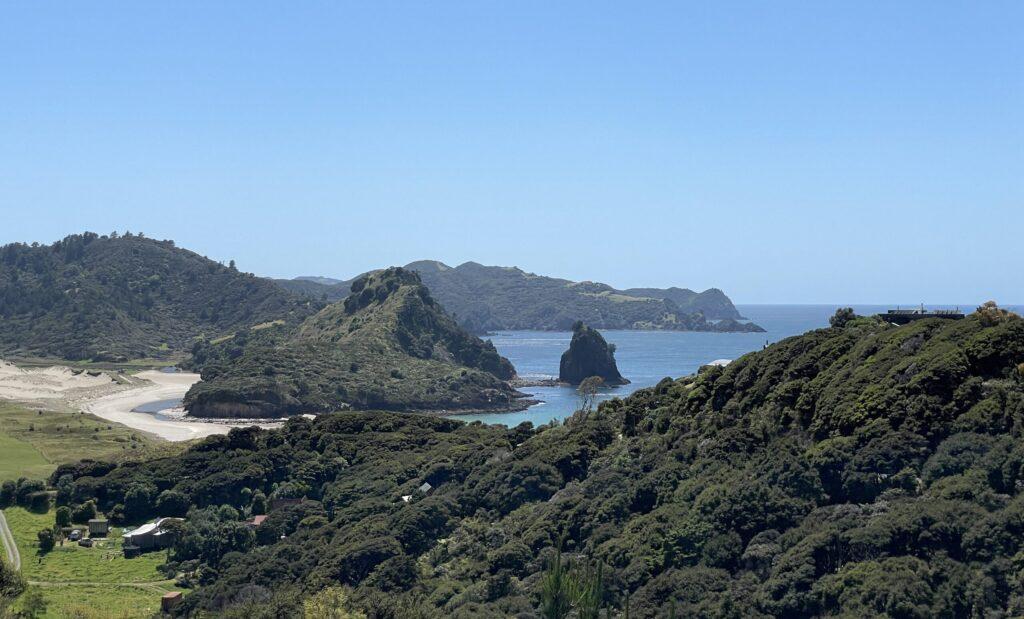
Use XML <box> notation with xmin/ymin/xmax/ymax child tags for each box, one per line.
<box><xmin>559</xmin><ymin>322</ymin><xmax>629</xmax><ymax>385</ymax></box>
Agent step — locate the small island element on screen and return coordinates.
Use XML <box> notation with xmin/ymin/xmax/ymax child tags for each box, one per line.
<box><xmin>558</xmin><ymin>321</ymin><xmax>629</xmax><ymax>385</ymax></box>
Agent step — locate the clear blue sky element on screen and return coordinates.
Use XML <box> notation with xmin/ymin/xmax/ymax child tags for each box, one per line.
<box><xmin>1</xmin><ymin>2</ymin><xmax>1020</xmax><ymax>304</ymax></box>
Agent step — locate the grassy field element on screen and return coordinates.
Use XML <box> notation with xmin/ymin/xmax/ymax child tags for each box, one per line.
<box><xmin>16</xmin><ymin>583</ymin><xmax>177</xmax><ymax>619</ymax></box>
<box><xmin>4</xmin><ymin>506</ymin><xmax>179</xmax><ymax>618</ymax></box>
<box><xmin>0</xmin><ymin>401</ymin><xmax>179</xmax><ymax>480</ymax></box>
<box><xmin>0</xmin><ymin>431</ymin><xmax>51</xmax><ymax>480</ymax></box>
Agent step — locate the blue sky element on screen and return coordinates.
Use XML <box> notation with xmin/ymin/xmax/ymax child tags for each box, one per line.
<box><xmin>1</xmin><ymin>2</ymin><xmax>1020</xmax><ymax>303</ymax></box>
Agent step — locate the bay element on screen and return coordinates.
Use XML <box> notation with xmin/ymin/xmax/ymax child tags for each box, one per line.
<box><xmin>453</xmin><ymin>303</ymin><xmax>993</xmax><ymax>426</ymax></box>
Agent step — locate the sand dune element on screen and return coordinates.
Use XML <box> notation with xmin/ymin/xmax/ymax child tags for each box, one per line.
<box><xmin>0</xmin><ymin>363</ymin><xmax>264</xmax><ymax>442</ymax></box>
<box><xmin>0</xmin><ymin>361</ymin><xmax>115</xmax><ymax>400</ymax></box>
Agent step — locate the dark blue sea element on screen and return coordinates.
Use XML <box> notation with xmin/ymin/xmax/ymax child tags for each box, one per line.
<box><xmin>453</xmin><ymin>304</ymin><xmax>1005</xmax><ymax>426</ymax></box>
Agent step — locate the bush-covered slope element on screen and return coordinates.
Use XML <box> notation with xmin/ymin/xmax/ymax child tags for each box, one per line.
<box><xmin>277</xmin><ymin>260</ymin><xmax>762</xmax><ymax>333</ymax></box>
<box><xmin>55</xmin><ymin>305</ymin><xmax>1024</xmax><ymax>617</ymax></box>
<box><xmin>183</xmin><ymin>268</ymin><xmax>521</xmax><ymax>417</ymax></box>
<box><xmin>0</xmin><ymin>233</ymin><xmax>315</xmax><ymax>361</ymax></box>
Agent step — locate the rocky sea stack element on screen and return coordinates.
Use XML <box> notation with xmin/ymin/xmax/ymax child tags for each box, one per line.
<box><xmin>558</xmin><ymin>321</ymin><xmax>629</xmax><ymax>385</ymax></box>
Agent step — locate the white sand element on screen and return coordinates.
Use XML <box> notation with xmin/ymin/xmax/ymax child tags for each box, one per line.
<box><xmin>0</xmin><ymin>362</ymin><xmax>265</xmax><ymax>442</ymax></box>
<box><xmin>82</xmin><ymin>370</ymin><xmax>250</xmax><ymax>442</ymax></box>
<box><xmin>0</xmin><ymin>361</ymin><xmax>115</xmax><ymax>400</ymax></box>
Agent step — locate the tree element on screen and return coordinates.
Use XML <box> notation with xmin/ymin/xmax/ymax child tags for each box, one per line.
<box><xmin>0</xmin><ymin>556</ymin><xmax>25</xmax><ymax>601</ymax></box>
<box><xmin>28</xmin><ymin>492</ymin><xmax>49</xmax><ymax>513</ymax></box>
<box><xmin>155</xmin><ymin>490</ymin><xmax>190</xmax><ymax>517</ymax></box>
<box><xmin>303</xmin><ymin>586</ymin><xmax>366</xmax><ymax>618</ymax></box>
<box><xmin>540</xmin><ymin>547</ymin><xmax>572</xmax><ymax>619</ymax></box>
<box><xmin>15</xmin><ymin>479</ymin><xmax>44</xmax><ymax>507</ymax></box>
<box><xmin>54</xmin><ymin>474</ymin><xmax>74</xmax><ymax>506</ymax></box>
<box><xmin>568</xmin><ymin>560</ymin><xmax>605</xmax><ymax>619</ymax></box>
<box><xmin>830</xmin><ymin>307</ymin><xmax>856</xmax><ymax>328</ymax></box>
<box><xmin>578</xmin><ymin>376</ymin><xmax>605</xmax><ymax>415</ymax></box>
<box><xmin>124</xmin><ymin>483</ymin><xmax>156</xmax><ymax>521</ymax></box>
<box><xmin>37</xmin><ymin>528</ymin><xmax>55</xmax><ymax>553</ymax></box>
<box><xmin>0</xmin><ymin>480</ymin><xmax>14</xmax><ymax>507</ymax></box>
<box><xmin>71</xmin><ymin>501</ymin><xmax>97</xmax><ymax>524</ymax></box>
<box><xmin>55</xmin><ymin>506</ymin><xmax>71</xmax><ymax>528</ymax></box>
<box><xmin>251</xmin><ymin>490</ymin><xmax>268</xmax><ymax>516</ymax></box>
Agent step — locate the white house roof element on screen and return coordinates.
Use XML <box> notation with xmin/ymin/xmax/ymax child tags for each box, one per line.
<box><xmin>123</xmin><ymin>522</ymin><xmax>159</xmax><ymax>538</ymax></box>
<box><xmin>123</xmin><ymin>517</ymin><xmax>180</xmax><ymax>539</ymax></box>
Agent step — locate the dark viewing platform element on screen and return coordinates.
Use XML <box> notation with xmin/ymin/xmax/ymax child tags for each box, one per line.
<box><xmin>877</xmin><ymin>306</ymin><xmax>965</xmax><ymax>325</ymax></box>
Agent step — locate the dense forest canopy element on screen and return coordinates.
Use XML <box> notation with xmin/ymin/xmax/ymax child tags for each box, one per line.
<box><xmin>275</xmin><ymin>260</ymin><xmax>763</xmax><ymax>334</ymax></box>
<box><xmin>183</xmin><ymin>268</ymin><xmax>521</xmax><ymax>418</ymax></box>
<box><xmin>0</xmin><ymin>233</ymin><xmax>315</xmax><ymax>361</ymax></box>
<box><xmin>45</xmin><ymin>305</ymin><xmax>1024</xmax><ymax>617</ymax></box>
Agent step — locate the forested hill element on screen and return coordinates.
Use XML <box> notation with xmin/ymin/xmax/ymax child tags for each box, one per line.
<box><xmin>183</xmin><ymin>267</ymin><xmax>521</xmax><ymax>418</ymax></box>
<box><xmin>276</xmin><ymin>260</ymin><xmax>763</xmax><ymax>333</ymax></box>
<box><xmin>0</xmin><ymin>233</ymin><xmax>315</xmax><ymax>361</ymax></box>
<box><xmin>54</xmin><ymin>305</ymin><xmax>1024</xmax><ymax>617</ymax></box>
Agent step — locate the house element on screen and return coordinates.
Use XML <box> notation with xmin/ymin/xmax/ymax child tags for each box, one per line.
<box><xmin>88</xmin><ymin>518</ymin><xmax>109</xmax><ymax>537</ymax></box>
<box><xmin>878</xmin><ymin>306</ymin><xmax>964</xmax><ymax>325</ymax></box>
<box><xmin>122</xmin><ymin>517</ymin><xmax>182</xmax><ymax>551</ymax></box>
<box><xmin>161</xmin><ymin>591</ymin><xmax>183</xmax><ymax>612</ymax></box>
<box><xmin>417</xmin><ymin>482</ymin><xmax>433</xmax><ymax>496</ymax></box>
<box><xmin>246</xmin><ymin>515</ymin><xmax>268</xmax><ymax>529</ymax></box>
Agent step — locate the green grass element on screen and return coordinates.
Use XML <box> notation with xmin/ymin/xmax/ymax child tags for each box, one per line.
<box><xmin>4</xmin><ymin>507</ymin><xmax>181</xmax><ymax>618</ymax></box>
<box><xmin>0</xmin><ymin>402</ymin><xmax>180</xmax><ymax>480</ymax></box>
<box><xmin>0</xmin><ymin>431</ymin><xmax>51</xmax><ymax>480</ymax></box>
<box><xmin>14</xmin><ymin>583</ymin><xmax>177</xmax><ymax>619</ymax></box>
<box><xmin>4</xmin><ymin>507</ymin><xmax>170</xmax><ymax>583</ymax></box>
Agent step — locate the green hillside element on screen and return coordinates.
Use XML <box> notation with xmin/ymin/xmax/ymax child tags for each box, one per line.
<box><xmin>183</xmin><ymin>268</ymin><xmax>522</xmax><ymax>418</ymax></box>
<box><xmin>0</xmin><ymin>233</ymin><xmax>316</xmax><ymax>361</ymax></box>
<box><xmin>277</xmin><ymin>260</ymin><xmax>763</xmax><ymax>333</ymax></box>
<box><xmin>52</xmin><ymin>304</ymin><xmax>1024</xmax><ymax>617</ymax></box>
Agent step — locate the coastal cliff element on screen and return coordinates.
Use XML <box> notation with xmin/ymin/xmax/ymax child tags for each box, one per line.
<box><xmin>558</xmin><ymin>321</ymin><xmax>629</xmax><ymax>385</ymax></box>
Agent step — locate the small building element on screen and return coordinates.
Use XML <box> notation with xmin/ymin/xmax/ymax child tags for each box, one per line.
<box><xmin>417</xmin><ymin>482</ymin><xmax>433</xmax><ymax>496</ymax></box>
<box><xmin>878</xmin><ymin>306</ymin><xmax>964</xmax><ymax>325</ymax></box>
<box><xmin>88</xmin><ymin>519</ymin><xmax>109</xmax><ymax>537</ymax></box>
<box><xmin>246</xmin><ymin>515</ymin><xmax>268</xmax><ymax>529</ymax></box>
<box><xmin>122</xmin><ymin>518</ymin><xmax>182</xmax><ymax>551</ymax></box>
<box><xmin>161</xmin><ymin>591</ymin><xmax>183</xmax><ymax>613</ymax></box>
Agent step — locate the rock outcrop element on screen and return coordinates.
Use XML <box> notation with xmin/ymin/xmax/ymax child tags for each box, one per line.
<box><xmin>558</xmin><ymin>322</ymin><xmax>629</xmax><ymax>385</ymax></box>
<box><xmin>184</xmin><ymin>268</ymin><xmax>524</xmax><ymax>418</ymax></box>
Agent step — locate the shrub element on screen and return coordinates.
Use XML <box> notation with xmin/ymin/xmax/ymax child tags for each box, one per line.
<box><xmin>71</xmin><ymin>500</ymin><xmax>98</xmax><ymax>523</ymax></box>
<box><xmin>37</xmin><ymin>528</ymin><xmax>55</xmax><ymax>553</ymax></box>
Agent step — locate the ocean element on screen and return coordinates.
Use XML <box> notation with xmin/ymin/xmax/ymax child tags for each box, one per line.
<box><xmin>452</xmin><ymin>303</ymin><xmax>1007</xmax><ymax>426</ymax></box>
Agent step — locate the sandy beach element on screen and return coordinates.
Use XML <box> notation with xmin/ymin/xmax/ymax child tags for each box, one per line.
<box><xmin>0</xmin><ymin>361</ymin><xmax>116</xmax><ymax>400</ymax></box>
<box><xmin>80</xmin><ymin>370</ymin><xmax>247</xmax><ymax>442</ymax></box>
<box><xmin>0</xmin><ymin>362</ymin><xmax>268</xmax><ymax>442</ymax></box>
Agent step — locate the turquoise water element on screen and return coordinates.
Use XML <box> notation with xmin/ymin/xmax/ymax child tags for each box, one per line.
<box><xmin>140</xmin><ymin>304</ymin><xmax>1014</xmax><ymax>427</ymax></box>
<box><xmin>452</xmin><ymin>304</ymin><xmax>1003</xmax><ymax>426</ymax></box>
